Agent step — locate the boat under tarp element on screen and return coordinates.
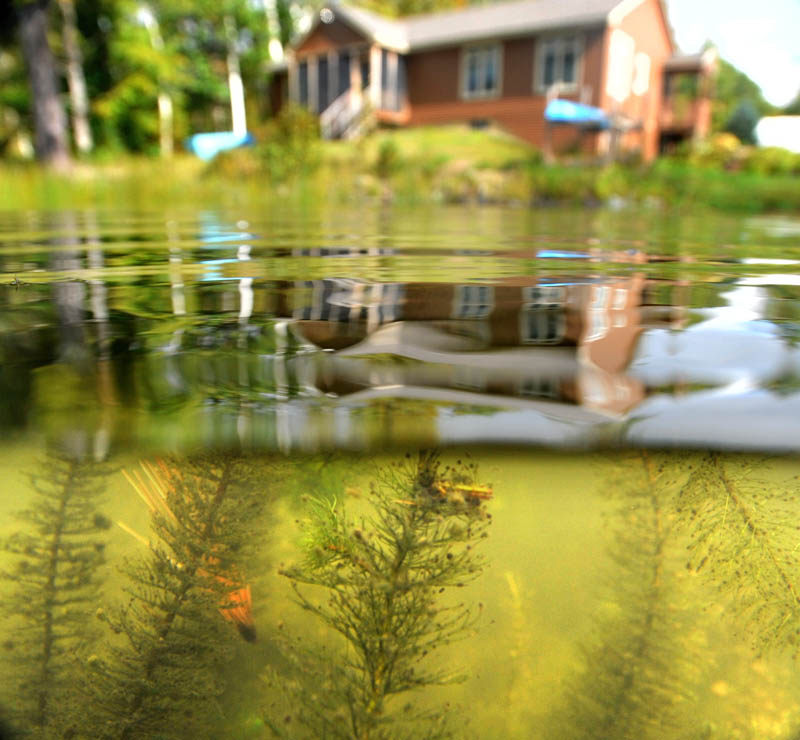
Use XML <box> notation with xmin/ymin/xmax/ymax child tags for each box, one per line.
<box><xmin>544</xmin><ymin>99</ymin><xmax>609</xmax><ymax>129</ymax></box>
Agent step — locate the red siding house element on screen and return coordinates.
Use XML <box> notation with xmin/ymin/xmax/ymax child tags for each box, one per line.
<box><xmin>271</xmin><ymin>0</ymin><xmax>715</xmax><ymax>160</ymax></box>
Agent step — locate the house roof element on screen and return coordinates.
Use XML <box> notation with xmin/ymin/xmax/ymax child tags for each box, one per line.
<box><xmin>306</xmin><ymin>0</ymin><xmax>626</xmax><ymax>53</ymax></box>
<box><xmin>664</xmin><ymin>48</ymin><xmax>717</xmax><ymax>72</ymax></box>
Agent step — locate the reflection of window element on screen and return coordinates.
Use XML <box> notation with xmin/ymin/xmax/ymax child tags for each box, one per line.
<box><xmin>536</xmin><ymin>36</ymin><xmax>582</xmax><ymax>92</ymax></box>
<box><xmin>452</xmin><ymin>365</ymin><xmax>486</xmax><ymax>392</ymax></box>
<box><xmin>520</xmin><ymin>376</ymin><xmax>559</xmax><ymax>399</ymax></box>
<box><xmin>453</xmin><ymin>285</ymin><xmax>494</xmax><ymax>319</ymax></box>
<box><xmin>584</xmin><ymin>309</ymin><xmax>609</xmax><ymax>342</ymax></box>
<box><xmin>589</xmin><ymin>285</ymin><xmax>610</xmax><ymax>309</ymax></box>
<box><xmin>520</xmin><ymin>307</ymin><xmax>565</xmax><ymax>345</ymax></box>
<box><xmin>522</xmin><ymin>285</ymin><xmax>566</xmax><ymax>306</ymax></box>
<box><xmin>462</xmin><ymin>45</ymin><xmax>502</xmax><ymax>99</ymax></box>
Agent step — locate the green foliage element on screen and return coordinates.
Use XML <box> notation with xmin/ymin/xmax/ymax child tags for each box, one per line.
<box><xmin>1</xmin><ymin>453</ymin><xmax>110</xmax><ymax>735</ymax></box>
<box><xmin>711</xmin><ymin>58</ymin><xmax>774</xmax><ymax>135</ymax></box>
<box><xmin>352</xmin><ymin>0</ymin><xmax>462</xmax><ymax>17</ymax></box>
<box><xmin>267</xmin><ymin>450</ymin><xmax>492</xmax><ymax>739</ymax></box>
<box><xmin>210</xmin><ymin>101</ymin><xmax>322</xmax><ymax>180</ymax></box>
<box><xmin>741</xmin><ymin>146</ymin><xmax>800</xmax><ymax>176</ymax></box>
<box><xmin>374</xmin><ymin>137</ymin><xmax>402</xmax><ymax>180</ymax></box>
<box><xmin>724</xmin><ymin>100</ymin><xmax>760</xmax><ymax>145</ymax></box>
<box><xmin>80</xmin><ymin>455</ymin><xmax>269</xmax><ymax>739</ymax></box>
<box><xmin>783</xmin><ymin>89</ymin><xmax>800</xmax><ymax>115</ymax></box>
<box><xmin>255</xmin><ymin>103</ymin><xmax>320</xmax><ymax>182</ymax></box>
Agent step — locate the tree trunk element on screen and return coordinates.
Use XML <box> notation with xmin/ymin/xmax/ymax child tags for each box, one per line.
<box><xmin>224</xmin><ymin>16</ymin><xmax>247</xmax><ymax>136</ymax></box>
<box><xmin>17</xmin><ymin>0</ymin><xmax>70</xmax><ymax>169</ymax></box>
<box><xmin>57</xmin><ymin>0</ymin><xmax>93</xmax><ymax>155</ymax></box>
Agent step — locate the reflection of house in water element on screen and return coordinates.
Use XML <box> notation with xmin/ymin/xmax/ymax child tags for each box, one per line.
<box><xmin>290</xmin><ymin>274</ymin><xmax>684</xmax><ymax>415</ymax></box>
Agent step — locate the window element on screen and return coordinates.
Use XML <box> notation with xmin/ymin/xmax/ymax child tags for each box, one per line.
<box><xmin>461</xmin><ymin>44</ymin><xmax>502</xmax><ymax>99</ymax></box>
<box><xmin>606</xmin><ymin>29</ymin><xmax>634</xmax><ymax>102</ymax></box>
<box><xmin>298</xmin><ymin>61</ymin><xmax>309</xmax><ymax>107</ymax></box>
<box><xmin>536</xmin><ymin>36</ymin><xmax>582</xmax><ymax>93</ymax></box>
<box><xmin>632</xmin><ymin>51</ymin><xmax>651</xmax><ymax>96</ymax></box>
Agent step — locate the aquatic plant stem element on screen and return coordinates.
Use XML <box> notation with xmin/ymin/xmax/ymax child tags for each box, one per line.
<box><xmin>116</xmin><ymin>461</ymin><xmax>233</xmax><ymax>740</ymax></box>
<box><xmin>36</xmin><ymin>463</ymin><xmax>76</xmax><ymax>728</ymax></box>
<box><xmin>711</xmin><ymin>454</ymin><xmax>800</xmax><ymax>608</ymax></box>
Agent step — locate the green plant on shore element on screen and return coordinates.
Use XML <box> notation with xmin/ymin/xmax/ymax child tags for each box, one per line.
<box><xmin>1</xmin><ymin>453</ymin><xmax>110</xmax><ymax>737</ymax></box>
<box><xmin>79</xmin><ymin>455</ymin><xmax>270</xmax><ymax>740</ymax></box>
<box><xmin>266</xmin><ymin>450</ymin><xmax>492</xmax><ymax>739</ymax></box>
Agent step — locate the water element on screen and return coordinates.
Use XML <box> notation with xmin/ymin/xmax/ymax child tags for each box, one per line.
<box><xmin>2</xmin><ymin>201</ymin><xmax>800</xmax><ymax>739</ymax></box>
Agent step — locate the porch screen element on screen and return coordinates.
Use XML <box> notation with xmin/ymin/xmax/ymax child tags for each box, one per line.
<box><xmin>338</xmin><ymin>51</ymin><xmax>351</xmax><ymax>97</ymax></box>
<box><xmin>298</xmin><ymin>61</ymin><xmax>308</xmax><ymax>107</ymax></box>
<box><xmin>318</xmin><ymin>56</ymin><xmax>330</xmax><ymax>111</ymax></box>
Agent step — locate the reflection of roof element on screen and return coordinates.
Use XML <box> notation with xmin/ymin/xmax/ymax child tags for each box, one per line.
<box><xmin>311</xmin><ymin>0</ymin><xmax>624</xmax><ymax>52</ymax></box>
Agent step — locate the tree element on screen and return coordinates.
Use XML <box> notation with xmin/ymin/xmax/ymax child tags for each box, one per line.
<box><xmin>724</xmin><ymin>99</ymin><xmax>759</xmax><ymax>144</ymax></box>
<box><xmin>782</xmin><ymin>89</ymin><xmax>800</xmax><ymax>115</ymax></box>
<box><xmin>58</xmin><ymin>0</ymin><xmax>93</xmax><ymax>154</ymax></box>
<box><xmin>711</xmin><ymin>58</ymin><xmax>774</xmax><ymax>136</ymax></box>
<box><xmin>15</xmin><ymin>0</ymin><xmax>70</xmax><ymax>168</ymax></box>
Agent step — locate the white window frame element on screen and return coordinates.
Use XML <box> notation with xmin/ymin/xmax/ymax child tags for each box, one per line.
<box><xmin>519</xmin><ymin>306</ymin><xmax>565</xmax><ymax>345</ymax></box>
<box><xmin>460</xmin><ymin>43</ymin><xmax>503</xmax><ymax>100</ymax></box>
<box><xmin>452</xmin><ymin>284</ymin><xmax>494</xmax><ymax>319</ymax></box>
<box><xmin>522</xmin><ymin>284</ymin><xmax>566</xmax><ymax>307</ymax></box>
<box><xmin>535</xmin><ymin>34</ymin><xmax>583</xmax><ymax>94</ymax></box>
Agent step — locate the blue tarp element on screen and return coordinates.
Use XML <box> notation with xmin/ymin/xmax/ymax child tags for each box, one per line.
<box><xmin>184</xmin><ymin>131</ymin><xmax>255</xmax><ymax>161</ymax></box>
<box><xmin>544</xmin><ymin>100</ymin><xmax>609</xmax><ymax>129</ymax></box>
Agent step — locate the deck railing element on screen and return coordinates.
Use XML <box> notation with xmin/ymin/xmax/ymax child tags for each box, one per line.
<box><xmin>319</xmin><ymin>86</ymin><xmax>374</xmax><ymax>140</ymax></box>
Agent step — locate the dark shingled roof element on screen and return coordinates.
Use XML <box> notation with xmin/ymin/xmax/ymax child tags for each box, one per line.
<box><xmin>330</xmin><ymin>0</ymin><xmax>624</xmax><ymax>52</ymax></box>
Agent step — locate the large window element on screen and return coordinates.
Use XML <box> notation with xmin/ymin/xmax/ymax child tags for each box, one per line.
<box><xmin>536</xmin><ymin>36</ymin><xmax>582</xmax><ymax>93</ymax></box>
<box><xmin>461</xmin><ymin>44</ymin><xmax>502</xmax><ymax>99</ymax></box>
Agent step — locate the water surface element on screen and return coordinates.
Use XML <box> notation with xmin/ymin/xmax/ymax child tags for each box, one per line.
<box><xmin>2</xmin><ymin>202</ymin><xmax>800</xmax><ymax>739</ymax></box>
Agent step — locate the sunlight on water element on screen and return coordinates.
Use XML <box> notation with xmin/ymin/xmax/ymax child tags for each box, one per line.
<box><xmin>2</xmin><ymin>203</ymin><xmax>800</xmax><ymax>738</ymax></box>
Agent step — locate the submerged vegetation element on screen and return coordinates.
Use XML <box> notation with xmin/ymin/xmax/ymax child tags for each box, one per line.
<box><xmin>1</xmin><ymin>453</ymin><xmax>110</xmax><ymax>735</ymax></box>
<box><xmin>553</xmin><ymin>452</ymin><xmax>706</xmax><ymax>740</ymax></box>
<box><xmin>7</xmin><ymin>450</ymin><xmax>800</xmax><ymax>737</ymax></box>
<box><xmin>266</xmin><ymin>450</ymin><xmax>493</xmax><ymax>739</ymax></box>
<box><xmin>80</xmin><ymin>455</ymin><xmax>271</xmax><ymax>740</ymax></box>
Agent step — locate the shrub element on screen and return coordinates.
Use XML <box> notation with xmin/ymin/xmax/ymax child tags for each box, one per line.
<box><xmin>257</xmin><ymin>104</ymin><xmax>321</xmax><ymax>182</ymax></box>
<box><xmin>740</xmin><ymin>146</ymin><xmax>800</xmax><ymax>176</ymax></box>
<box><xmin>374</xmin><ymin>137</ymin><xmax>402</xmax><ymax>179</ymax></box>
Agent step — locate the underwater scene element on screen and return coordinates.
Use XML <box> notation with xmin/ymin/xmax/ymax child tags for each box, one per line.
<box><xmin>3</xmin><ymin>204</ymin><xmax>800</xmax><ymax>739</ymax></box>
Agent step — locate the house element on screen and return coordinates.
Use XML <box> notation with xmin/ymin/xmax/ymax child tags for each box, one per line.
<box><xmin>269</xmin><ymin>0</ymin><xmax>715</xmax><ymax>160</ymax></box>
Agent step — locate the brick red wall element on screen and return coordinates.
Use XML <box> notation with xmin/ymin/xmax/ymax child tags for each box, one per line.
<box><xmin>602</xmin><ymin>0</ymin><xmax>673</xmax><ymax>160</ymax></box>
<box><xmin>406</xmin><ymin>28</ymin><xmax>605</xmax><ymax>154</ymax></box>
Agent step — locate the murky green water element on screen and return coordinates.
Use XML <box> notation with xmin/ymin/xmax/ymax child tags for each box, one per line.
<box><xmin>3</xmin><ymin>202</ymin><xmax>800</xmax><ymax>739</ymax></box>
